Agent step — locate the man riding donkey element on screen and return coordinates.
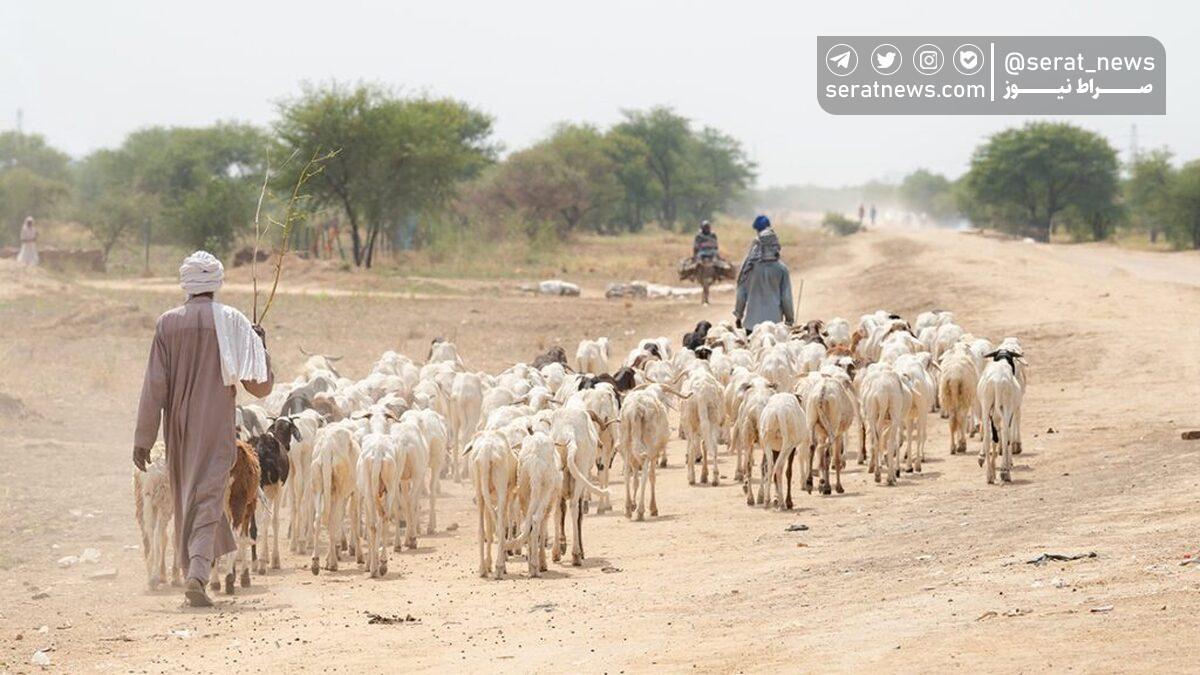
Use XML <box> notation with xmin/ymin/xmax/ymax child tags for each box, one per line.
<box><xmin>133</xmin><ymin>251</ymin><xmax>274</xmax><ymax>608</ymax></box>
<box><xmin>679</xmin><ymin>219</ymin><xmax>734</xmax><ymax>304</ymax></box>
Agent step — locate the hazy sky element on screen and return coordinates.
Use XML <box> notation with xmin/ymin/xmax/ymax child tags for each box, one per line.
<box><xmin>2</xmin><ymin>0</ymin><xmax>1195</xmax><ymax>187</ymax></box>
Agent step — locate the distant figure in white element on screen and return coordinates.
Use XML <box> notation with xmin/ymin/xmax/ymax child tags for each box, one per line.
<box><xmin>17</xmin><ymin>216</ymin><xmax>39</xmax><ymax>266</ymax></box>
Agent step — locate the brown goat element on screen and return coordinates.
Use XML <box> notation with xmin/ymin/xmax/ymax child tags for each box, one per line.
<box><xmin>212</xmin><ymin>440</ymin><xmax>261</xmax><ymax>595</ymax></box>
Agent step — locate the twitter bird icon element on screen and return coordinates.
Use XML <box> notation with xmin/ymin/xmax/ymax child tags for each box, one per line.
<box><xmin>871</xmin><ymin>43</ymin><xmax>902</xmax><ymax>75</ymax></box>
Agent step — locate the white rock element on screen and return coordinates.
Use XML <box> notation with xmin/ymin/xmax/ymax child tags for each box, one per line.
<box><xmin>171</xmin><ymin>628</ymin><xmax>193</xmax><ymax>639</ymax></box>
<box><xmin>80</xmin><ymin>548</ymin><xmax>101</xmax><ymax>564</ymax></box>
<box><xmin>32</xmin><ymin>650</ymin><xmax>51</xmax><ymax>666</ymax></box>
<box><xmin>37</xmin><ymin>625</ymin><xmax>49</xmax><ymax>634</ymax></box>
<box><xmin>1051</xmin><ymin>577</ymin><xmax>1068</xmax><ymax>588</ymax></box>
<box><xmin>57</xmin><ymin>555</ymin><xmax>79</xmax><ymax>568</ymax></box>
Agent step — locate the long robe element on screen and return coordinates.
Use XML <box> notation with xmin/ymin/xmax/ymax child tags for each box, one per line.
<box><xmin>734</xmin><ymin>259</ymin><xmax>795</xmax><ymax>332</ymax></box>
<box><xmin>134</xmin><ymin>295</ymin><xmax>273</xmax><ymax>576</ymax></box>
<box><xmin>17</xmin><ymin>223</ymin><xmax>38</xmax><ymax>266</ymax></box>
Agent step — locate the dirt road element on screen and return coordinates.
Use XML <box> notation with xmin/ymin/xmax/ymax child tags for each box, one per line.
<box><xmin>2</xmin><ymin>228</ymin><xmax>1198</xmax><ymax>673</ymax></box>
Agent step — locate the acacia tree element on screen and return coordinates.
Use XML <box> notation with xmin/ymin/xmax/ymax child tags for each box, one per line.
<box><xmin>109</xmin><ymin>123</ymin><xmax>270</xmax><ymax>252</ymax></box>
<box><xmin>962</xmin><ymin>122</ymin><xmax>1119</xmax><ymax>241</ymax></box>
<box><xmin>482</xmin><ymin>123</ymin><xmax>622</xmax><ymax>237</ymax></box>
<box><xmin>275</xmin><ymin>82</ymin><xmax>496</xmax><ymax>267</ymax></box>
<box><xmin>0</xmin><ymin>131</ymin><xmax>71</xmax><ymax>241</ymax></box>
<box><xmin>1125</xmin><ymin>149</ymin><xmax>1174</xmax><ymax>243</ymax></box>
<box><xmin>613</xmin><ymin>107</ymin><xmax>691</xmax><ymax>230</ymax></box>
<box><xmin>677</xmin><ymin>126</ymin><xmax>756</xmax><ymax>225</ymax></box>
<box><xmin>1165</xmin><ymin>161</ymin><xmax>1200</xmax><ymax>249</ymax></box>
<box><xmin>899</xmin><ymin>168</ymin><xmax>958</xmax><ymax>223</ymax></box>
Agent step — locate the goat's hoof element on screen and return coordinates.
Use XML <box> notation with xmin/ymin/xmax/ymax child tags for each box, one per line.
<box><xmin>734</xmin><ymin>471</ymin><xmax>744</xmax><ymax>482</ymax></box>
<box><xmin>271</xmin><ymin>559</ymin><xmax>281</xmax><ymax>570</ymax></box>
<box><xmin>785</xmin><ymin>499</ymin><xmax>794</xmax><ymax>510</ymax></box>
<box><xmin>688</xmin><ymin>478</ymin><xmax>695</xmax><ymax>486</ymax></box>
<box><xmin>1012</xmin><ymin>443</ymin><xmax>1023</xmax><ymax>455</ymax></box>
<box><xmin>572</xmin><ymin>557</ymin><xmax>582</xmax><ymax>567</ymax></box>
<box><xmin>240</xmin><ymin>569</ymin><xmax>250</xmax><ymax>587</ymax></box>
<box><xmin>210</xmin><ymin>579</ymin><xmax>221</xmax><ymax>591</ymax></box>
<box><xmin>635</xmin><ymin>511</ymin><xmax>644</xmax><ymax>522</ymax></box>
<box><xmin>310</xmin><ymin>560</ymin><xmax>319</xmax><ymax>575</ymax></box>
<box><xmin>835</xmin><ymin>484</ymin><xmax>844</xmax><ymax>494</ymax></box>
<box><xmin>874</xmin><ymin>473</ymin><xmax>881</xmax><ymax>484</ymax></box>
<box><xmin>1000</xmin><ymin>471</ymin><xmax>1011</xmax><ymax>483</ymax></box>
<box><xmin>746</xmin><ymin>497</ymin><xmax>755</xmax><ymax>507</ymax></box>
<box><xmin>977</xmin><ymin>456</ymin><xmax>985</xmax><ymax>467</ymax></box>
<box><xmin>378</xmin><ymin>563</ymin><xmax>388</xmax><ymax>577</ymax></box>
<box><xmin>820</xmin><ymin>484</ymin><xmax>831</xmax><ymax>496</ymax></box>
<box><xmin>224</xmin><ymin>574</ymin><xmax>235</xmax><ymax>595</ymax></box>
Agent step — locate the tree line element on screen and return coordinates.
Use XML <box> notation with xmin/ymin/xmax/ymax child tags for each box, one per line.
<box><xmin>0</xmin><ymin>83</ymin><xmax>756</xmax><ymax>267</ymax></box>
<box><xmin>895</xmin><ymin>121</ymin><xmax>1200</xmax><ymax>249</ymax></box>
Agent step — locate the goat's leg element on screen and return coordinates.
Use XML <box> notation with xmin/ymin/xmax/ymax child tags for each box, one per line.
<box><xmin>427</xmin><ymin>471</ymin><xmax>439</xmax><ymax>535</ymax></box>
<box><xmin>477</xmin><ymin>487</ymin><xmax>489</xmax><ymax>578</ymax></box>
<box><xmin>833</xmin><ymin>436</ymin><xmax>845</xmax><ymax>494</ymax></box>
<box><xmin>570</xmin><ymin>494</ymin><xmax>584</xmax><ymax>566</ymax></box>
<box><xmin>406</xmin><ymin>480</ymin><xmax>420</xmax><ymax>549</ymax></box>
<box><xmin>552</xmin><ymin>495</ymin><xmax>566</xmax><ymax>562</ymax></box>
<box><xmin>648</xmin><ymin>455</ymin><xmax>659</xmax><ymax>517</ymax></box>
<box><xmin>493</xmin><ymin>479</ymin><xmax>508</xmax><ymax>580</ymax></box>
<box><xmin>310</xmin><ymin>494</ymin><xmax>322</xmax><ymax>575</ymax></box>
<box><xmin>858</xmin><ymin>419</ymin><xmax>867</xmax><ymax>465</ymax></box>
<box><xmin>686</xmin><ymin>434</ymin><xmax>697</xmax><ymax>485</ymax></box>
<box><xmin>784</xmin><ymin>449</ymin><xmax>795</xmax><ymax>510</ymax></box>
<box><xmin>624</xmin><ymin>461</ymin><xmax>635</xmax><ymax>518</ymax></box>
<box><xmin>350</xmin><ymin>493</ymin><xmax>364</xmax><ymax>564</ymax></box>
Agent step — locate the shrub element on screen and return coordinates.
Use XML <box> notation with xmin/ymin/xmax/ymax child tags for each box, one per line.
<box><xmin>822</xmin><ymin>211</ymin><xmax>861</xmax><ymax>236</ymax></box>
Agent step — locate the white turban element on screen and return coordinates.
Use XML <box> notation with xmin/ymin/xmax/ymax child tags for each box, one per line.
<box><xmin>180</xmin><ymin>251</ymin><xmax>224</xmax><ymax>295</ymax></box>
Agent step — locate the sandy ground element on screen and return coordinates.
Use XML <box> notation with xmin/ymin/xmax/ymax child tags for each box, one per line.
<box><xmin>1</xmin><ymin>227</ymin><xmax>1199</xmax><ymax>673</ymax></box>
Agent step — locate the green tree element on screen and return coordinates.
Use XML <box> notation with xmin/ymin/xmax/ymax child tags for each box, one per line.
<box><xmin>613</xmin><ymin>107</ymin><xmax>692</xmax><ymax>230</ymax></box>
<box><xmin>899</xmin><ymin>169</ymin><xmax>957</xmax><ymax>223</ymax></box>
<box><xmin>0</xmin><ymin>131</ymin><xmax>71</xmax><ymax>182</ymax></box>
<box><xmin>677</xmin><ymin>127</ymin><xmax>756</xmax><ymax>225</ymax></box>
<box><xmin>1125</xmin><ymin>148</ymin><xmax>1174</xmax><ymax>243</ymax></box>
<box><xmin>111</xmin><ymin>123</ymin><xmax>271</xmax><ymax>254</ymax></box>
<box><xmin>962</xmin><ymin>122</ymin><xmax>1119</xmax><ymax>241</ymax></box>
<box><xmin>275</xmin><ymin>82</ymin><xmax>496</xmax><ymax>266</ymax></box>
<box><xmin>604</xmin><ymin>130</ymin><xmax>659</xmax><ymax>232</ymax></box>
<box><xmin>1164</xmin><ymin>161</ymin><xmax>1200</xmax><ymax>249</ymax></box>
<box><xmin>482</xmin><ymin>123</ymin><xmax>622</xmax><ymax>237</ymax></box>
<box><xmin>0</xmin><ymin>131</ymin><xmax>72</xmax><ymax>242</ymax></box>
<box><xmin>73</xmin><ymin>149</ymin><xmax>150</xmax><ymax>261</ymax></box>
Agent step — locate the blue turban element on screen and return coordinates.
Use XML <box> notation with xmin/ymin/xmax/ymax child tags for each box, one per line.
<box><xmin>752</xmin><ymin>215</ymin><xmax>771</xmax><ymax>232</ymax></box>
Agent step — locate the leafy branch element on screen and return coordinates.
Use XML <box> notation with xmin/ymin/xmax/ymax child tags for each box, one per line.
<box><xmin>251</xmin><ymin>147</ymin><xmax>340</xmax><ymax>323</ymax></box>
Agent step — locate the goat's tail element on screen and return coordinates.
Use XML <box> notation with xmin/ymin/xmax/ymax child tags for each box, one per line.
<box><xmin>566</xmin><ymin>441</ymin><xmax>609</xmax><ymax>499</ymax></box>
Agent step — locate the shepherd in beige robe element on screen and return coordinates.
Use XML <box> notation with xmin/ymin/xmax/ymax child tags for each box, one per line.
<box><xmin>134</xmin><ymin>251</ymin><xmax>272</xmax><ymax>607</ymax></box>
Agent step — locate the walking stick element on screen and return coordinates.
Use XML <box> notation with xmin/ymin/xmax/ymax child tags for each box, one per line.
<box><xmin>796</xmin><ymin>278</ymin><xmax>804</xmax><ymax>316</ymax></box>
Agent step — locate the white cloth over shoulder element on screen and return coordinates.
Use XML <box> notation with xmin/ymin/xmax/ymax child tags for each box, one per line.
<box><xmin>179</xmin><ymin>250</ymin><xmax>224</xmax><ymax>295</ymax></box>
<box><xmin>212</xmin><ymin>302</ymin><xmax>268</xmax><ymax>386</ymax></box>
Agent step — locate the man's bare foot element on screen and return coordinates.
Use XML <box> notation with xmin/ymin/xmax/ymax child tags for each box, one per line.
<box><xmin>185</xmin><ymin>578</ymin><xmax>213</xmax><ymax>607</ymax></box>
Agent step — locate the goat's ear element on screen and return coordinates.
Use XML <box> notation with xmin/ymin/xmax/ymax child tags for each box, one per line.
<box><xmin>983</xmin><ymin>350</ymin><xmax>999</xmax><ymax>359</ymax></box>
<box><xmin>291</xmin><ymin>426</ymin><xmax>303</xmax><ymax>443</ymax></box>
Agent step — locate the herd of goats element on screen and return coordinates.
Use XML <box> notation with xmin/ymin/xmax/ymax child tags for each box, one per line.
<box><xmin>133</xmin><ymin>309</ymin><xmax>1028</xmax><ymax>590</ymax></box>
